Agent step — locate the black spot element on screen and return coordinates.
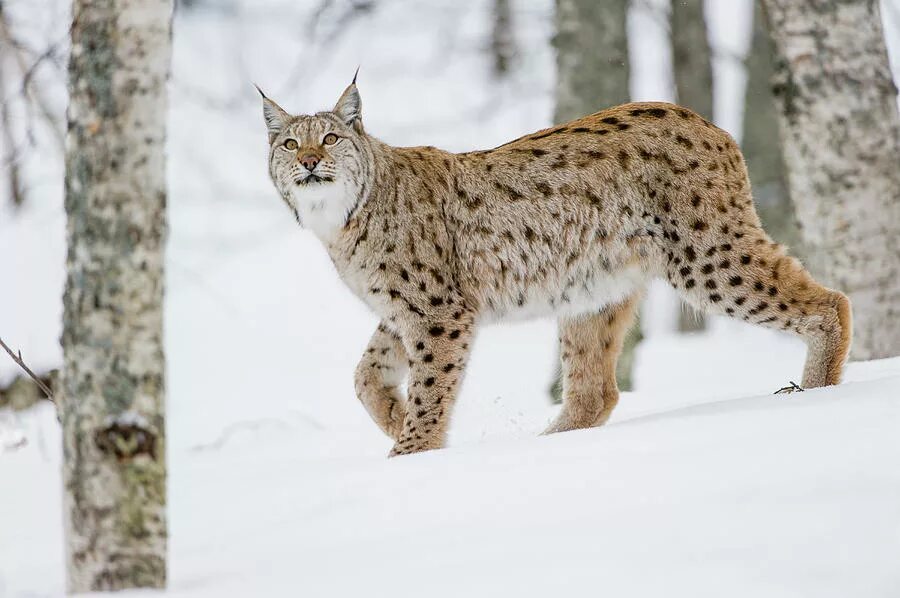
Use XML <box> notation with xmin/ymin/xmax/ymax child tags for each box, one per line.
<box><xmin>754</xmin><ymin>281</ymin><xmax>764</xmax><ymax>291</ymax></box>
<box><xmin>423</xmin><ymin>353</ymin><xmax>434</xmax><ymax>363</ymax></box>
<box><xmin>449</xmin><ymin>330</ymin><xmax>461</xmax><ymax>340</ymax></box>
<box><xmin>443</xmin><ymin>364</ymin><xmax>455</xmax><ymax>373</ymax></box>
<box><xmin>531</xmin><ymin>149</ymin><xmax>548</xmax><ymax>157</ymax></box>
<box><xmin>740</xmin><ymin>255</ymin><xmax>751</xmax><ymax>265</ymax></box>
<box><xmin>735</xmin><ymin>297</ymin><xmax>747</xmax><ymax>306</ymax></box>
<box><xmin>778</xmin><ymin>303</ymin><xmax>788</xmax><ymax>311</ymax></box>
<box><xmin>429</xmin><ymin>326</ymin><xmax>445</xmax><ymax>337</ymax></box>
<box><xmin>675</xmin><ymin>134</ymin><xmax>694</xmax><ymax>149</ymax></box>
<box><xmin>719</xmin><ymin>260</ymin><xmax>731</xmax><ymax>269</ymax></box>
<box><xmin>729</xmin><ymin>276</ymin><xmax>743</xmax><ymax>286</ymax></box>
<box><xmin>424</xmin><ymin>377</ymin><xmax>435</xmax><ymax>387</ymax></box>
<box><xmin>685</xmin><ymin>246</ymin><xmax>697</xmax><ymax>262</ymax></box>
<box><xmin>768</xmin><ymin>286</ymin><xmax>778</xmax><ymax>297</ymax></box>
<box><xmin>701</xmin><ymin>264</ymin><xmax>714</xmax><ymax>275</ymax></box>
<box><xmin>705</xmin><ymin>280</ymin><xmax>717</xmax><ymax>290</ymax></box>
<box><xmin>679</xmin><ymin>266</ymin><xmax>691</xmax><ymax>277</ymax></box>
<box><xmin>430</xmin><ymin>297</ymin><xmax>444</xmax><ymax>306</ymax></box>
<box><xmin>693</xmin><ymin>220</ymin><xmax>708</xmax><ymax>232</ymax></box>
<box><xmin>685</xmin><ymin>279</ymin><xmax>696</xmax><ymax>289</ymax></box>
<box><xmin>709</xmin><ymin>293</ymin><xmax>722</xmax><ymax>302</ymax></box>
<box><xmin>601</xmin><ymin>116</ymin><xmax>620</xmax><ymax>125</ymax></box>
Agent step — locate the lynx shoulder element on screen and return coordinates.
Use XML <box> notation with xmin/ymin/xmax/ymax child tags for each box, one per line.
<box><xmin>261</xmin><ymin>82</ymin><xmax>851</xmax><ymax>456</ymax></box>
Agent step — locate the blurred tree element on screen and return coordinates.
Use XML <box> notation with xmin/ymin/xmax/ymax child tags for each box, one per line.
<box><xmin>762</xmin><ymin>0</ymin><xmax>900</xmax><ymax>360</ymax></box>
<box><xmin>61</xmin><ymin>0</ymin><xmax>172</xmax><ymax>591</ymax></box>
<box><xmin>671</xmin><ymin>0</ymin><xmax>712</xmax><ymax>333</ymax></box>
<box><xmin>0</xmin><ymin>2</ymin><xmax>65</xmax><ymax>208</ymax></box>
<box><xmin>551</xmin><ymin>0</ymin><xmax>637</xmax><ymax>398</ymax></box>
<box><xmin>742</xmin><ymin>0</ymin><xmax>799</xmax><ymax>254</ymax></box>
<box><xmin>553</xmin><ymin>0</ymin><xmax>629</xmax><ymax>121</ymax></box>
<box><xmin>491</xmin><ymin>0</ymin><xmax>516</xmax><ymax>77</ymax></box>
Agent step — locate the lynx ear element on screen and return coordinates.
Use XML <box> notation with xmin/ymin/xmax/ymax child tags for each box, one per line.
<box><xmin>332</xmin><ymin>82</ymin><xmax>362</xmax><ymax>130</ymax></box>
<box><xmin>255</xmin><ymin>85</ymin><xmax>291</xmax><ymax>143</ymax></box>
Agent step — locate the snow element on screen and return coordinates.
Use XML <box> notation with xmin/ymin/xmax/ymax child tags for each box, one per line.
<box><xmin>2</xmin><ymin>0</ymin><xmax>900</xmax><ymax>596</ymax></box>
<box><xmin>3</xmin><ymin>354</ymin><xmax>900</xmax><ymax>597</ymax></box>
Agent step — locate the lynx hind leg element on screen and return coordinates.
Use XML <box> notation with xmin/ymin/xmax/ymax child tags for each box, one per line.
<box><xmin>667</xmin><ymin>229</ymin><xmax>851</xmax><ymax>388</ymax></box>
<box><xmin>544</xmin><ymin>294</ymin><xmax>640</xmax><ymax>435</ymax></box>
<box><xmin>354</xmin><ymin>323</ymin><xmax>409</xmax><ymax>440</ymax></box>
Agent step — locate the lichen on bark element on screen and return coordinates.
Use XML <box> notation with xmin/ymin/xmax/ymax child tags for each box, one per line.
<box><xmin>61</xmin><ymin>0</ymin><xmax>173</xmax><ymax>591</ymax></box>
<box><xmin>762</xmin><ymin>0</ymin><xmax>900</xmax><ymax>360</ymax></box>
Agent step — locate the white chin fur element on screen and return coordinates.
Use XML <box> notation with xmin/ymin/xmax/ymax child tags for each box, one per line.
<box><xmin>290</xmin><ymin>176</ymin><xmax>357</xmax><ymax>243</ymax></box>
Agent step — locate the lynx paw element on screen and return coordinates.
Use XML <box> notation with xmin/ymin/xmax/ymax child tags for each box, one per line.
<box><xmin>387</xmin><ymin>438</ymin><xmax>440</xmax><ymax>458</ymax></box>
<box><xmin>384</xmin><ymin>398</ymin><xmax>407</xmax><ymax>441</ymax></box>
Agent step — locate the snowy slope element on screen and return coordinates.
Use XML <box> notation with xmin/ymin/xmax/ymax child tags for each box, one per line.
<box><xmin>2</xmin><ymin>357</ymin><xmax>900</xmax><ymax>598</ymax></box>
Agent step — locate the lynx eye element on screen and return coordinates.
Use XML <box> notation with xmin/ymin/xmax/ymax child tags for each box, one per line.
<box><xmin>323</xmin><ymin>133</ymin><xmax>338</xmax><ymax>145</ymax></box>
<box><xmin>283</xmin><ymin>139</ymin><xmax>298</xmax><ymax>150</ymax></box>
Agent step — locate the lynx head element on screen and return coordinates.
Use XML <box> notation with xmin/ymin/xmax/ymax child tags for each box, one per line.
<box><xmin>260</xmin><ymin>80</ymin><xmax>373</xmax><ymax>241</ymax></box>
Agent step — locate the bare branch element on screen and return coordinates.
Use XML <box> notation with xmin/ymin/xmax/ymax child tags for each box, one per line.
<box><xmin>0</xmin><ymin>336</ymin><xmax>54</xmax><ymax>401</ymax></box>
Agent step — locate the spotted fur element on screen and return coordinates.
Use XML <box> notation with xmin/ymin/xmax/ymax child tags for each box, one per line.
<box><xmin>261</xmin><ymin>83</ymin><xmax>852</xmax><ymax>456</ymax></box>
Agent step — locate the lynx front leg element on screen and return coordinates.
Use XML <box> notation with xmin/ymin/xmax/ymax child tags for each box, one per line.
<box><xmin>354</xmin><ymin>323</ymin><xmax>409</xmax><ymax>441</ymax></box>
<box><xmin>389</xmin><ymin>318</ymin><xmax>474</xmax><ymax>457</ymax></box>
<box><xmin>544</xmin><ymin>295</ymin><xmax>640</xmax><ymax>434</ymax></box>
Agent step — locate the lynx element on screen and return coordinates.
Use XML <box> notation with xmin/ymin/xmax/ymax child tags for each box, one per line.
<box><xmin>260</xmin><ymin>80</ymin><xmax>851</xmax><ymax>456</ymax></box>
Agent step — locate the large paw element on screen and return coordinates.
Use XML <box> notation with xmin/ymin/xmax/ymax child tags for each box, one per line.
<box><xmin>383</xmin><ymin>398</ymin><xmax>407</xmax><ymax>441</ymax></box>
<box><xmin>387</xmin><ymin>438</ymin><xmax>441</xmax><ymax>458</ymax></box>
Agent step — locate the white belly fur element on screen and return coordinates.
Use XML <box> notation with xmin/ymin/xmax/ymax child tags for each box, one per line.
<box><xmin>481</xmin><ymin>264</ymin><xmax>646</xmax><ymax>324</ymax></box>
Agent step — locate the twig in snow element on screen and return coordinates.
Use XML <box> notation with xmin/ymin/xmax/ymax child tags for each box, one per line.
<box><xmin>774</xmin><ymin>381</ymin><xmax>804</xmax><ymax>395</ymax></box>
<box><xmin>0</xmin><ymin>336</ymin><xmax>54</xmax><ymax>401</ymax></box>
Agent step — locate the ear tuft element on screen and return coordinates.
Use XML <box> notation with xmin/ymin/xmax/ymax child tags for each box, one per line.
<box><xmin>333</xmin><ymin>83</ymin><xmax>362</xmax><ymax>128</ymax></box>
<box><xmin>258</xmin><ymin>88</ymin><xmax>291</xmax><ymax>143</ymax></box>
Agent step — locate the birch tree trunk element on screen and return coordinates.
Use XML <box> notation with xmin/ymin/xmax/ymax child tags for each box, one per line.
<box><xmin>671</xmin><ymin>0</ymin><xmax>712</xmax><ymax>333</ymax></box>
<box><xmin>554</xmin><ymin>0</ymin><xmax>629</xmax><ymax>122</ymax></box>
<box><xmin>552</xmin><ymin>0</ymin><xmax>637</xmax><ymax>393</ymax></box>
<box><xmin>672</xmin><ymin>0</ymin><xmax>713</xmax><ymax>120</ymax></box>
<box><xmin>61</xmin><ymin>0</ymin><xmax>173</xmax><ymax>590</ymax></box>
<box><xmin>762</xmin><ymin>0</ymin><xmax>900</xmax><ymax>360</ymax></box>
<box><xmin>742</xmin><ymin>0</ymin><xmax>799</xmax><ymax>253</ymax></box>
<box><xmin>491</xmin><ymin>0</ymin><xmax>516</xmax><ymax>78</ymax></box>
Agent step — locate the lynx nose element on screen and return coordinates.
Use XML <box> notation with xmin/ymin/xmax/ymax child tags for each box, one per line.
<box><xmin>299</xmin><ymin>154</ymin><xmax>320</xmax><ymax>171</ymax></box>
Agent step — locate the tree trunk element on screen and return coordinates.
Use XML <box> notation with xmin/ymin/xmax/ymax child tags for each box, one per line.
<box><xmin>61</xmin><ymin>0</ymin><xmax>172</xmax><ymax>591</ymax></box>
<box><xmin>552</xmin><ymin>0</ymin><xmax>638</xmax><ymax>392</ymax></box>
<box><xmin>553</xmin><ymin>0</ymin><xmax>629</xmax><ymax>123</ymax></box>
<box><xmin>742</xmin><ymin>0</ymin><xmax>799</xmax><ymax>253</ymax></box>
<box><xmin>490</xmin><ymin>0</ymin><xmax>516</xmax><ymax>78</ymax></box>
<box><xmin>672</xmin><ymin>0</ymin><xmax>713</xmax><ymax>120</ymax></box>
<box><xmin>762</xmin><ymin>0</ymin><xmax>900</xmax><ymax>360</ymax></box>
<box><xmin>671</xmin><ymin>0</ymin><xmax>713</xmax><ymax>333</ymax></box>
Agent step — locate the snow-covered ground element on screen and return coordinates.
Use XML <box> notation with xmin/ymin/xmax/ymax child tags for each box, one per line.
<box><xmin>2</xmin><ymin>0</ymin><xmax>900</xmax><ymax>596</ymax></box>
<box><xmin>3</xmin><ymin>351</ymin><xmax>900</xmax><ymax>597</ymax></box>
